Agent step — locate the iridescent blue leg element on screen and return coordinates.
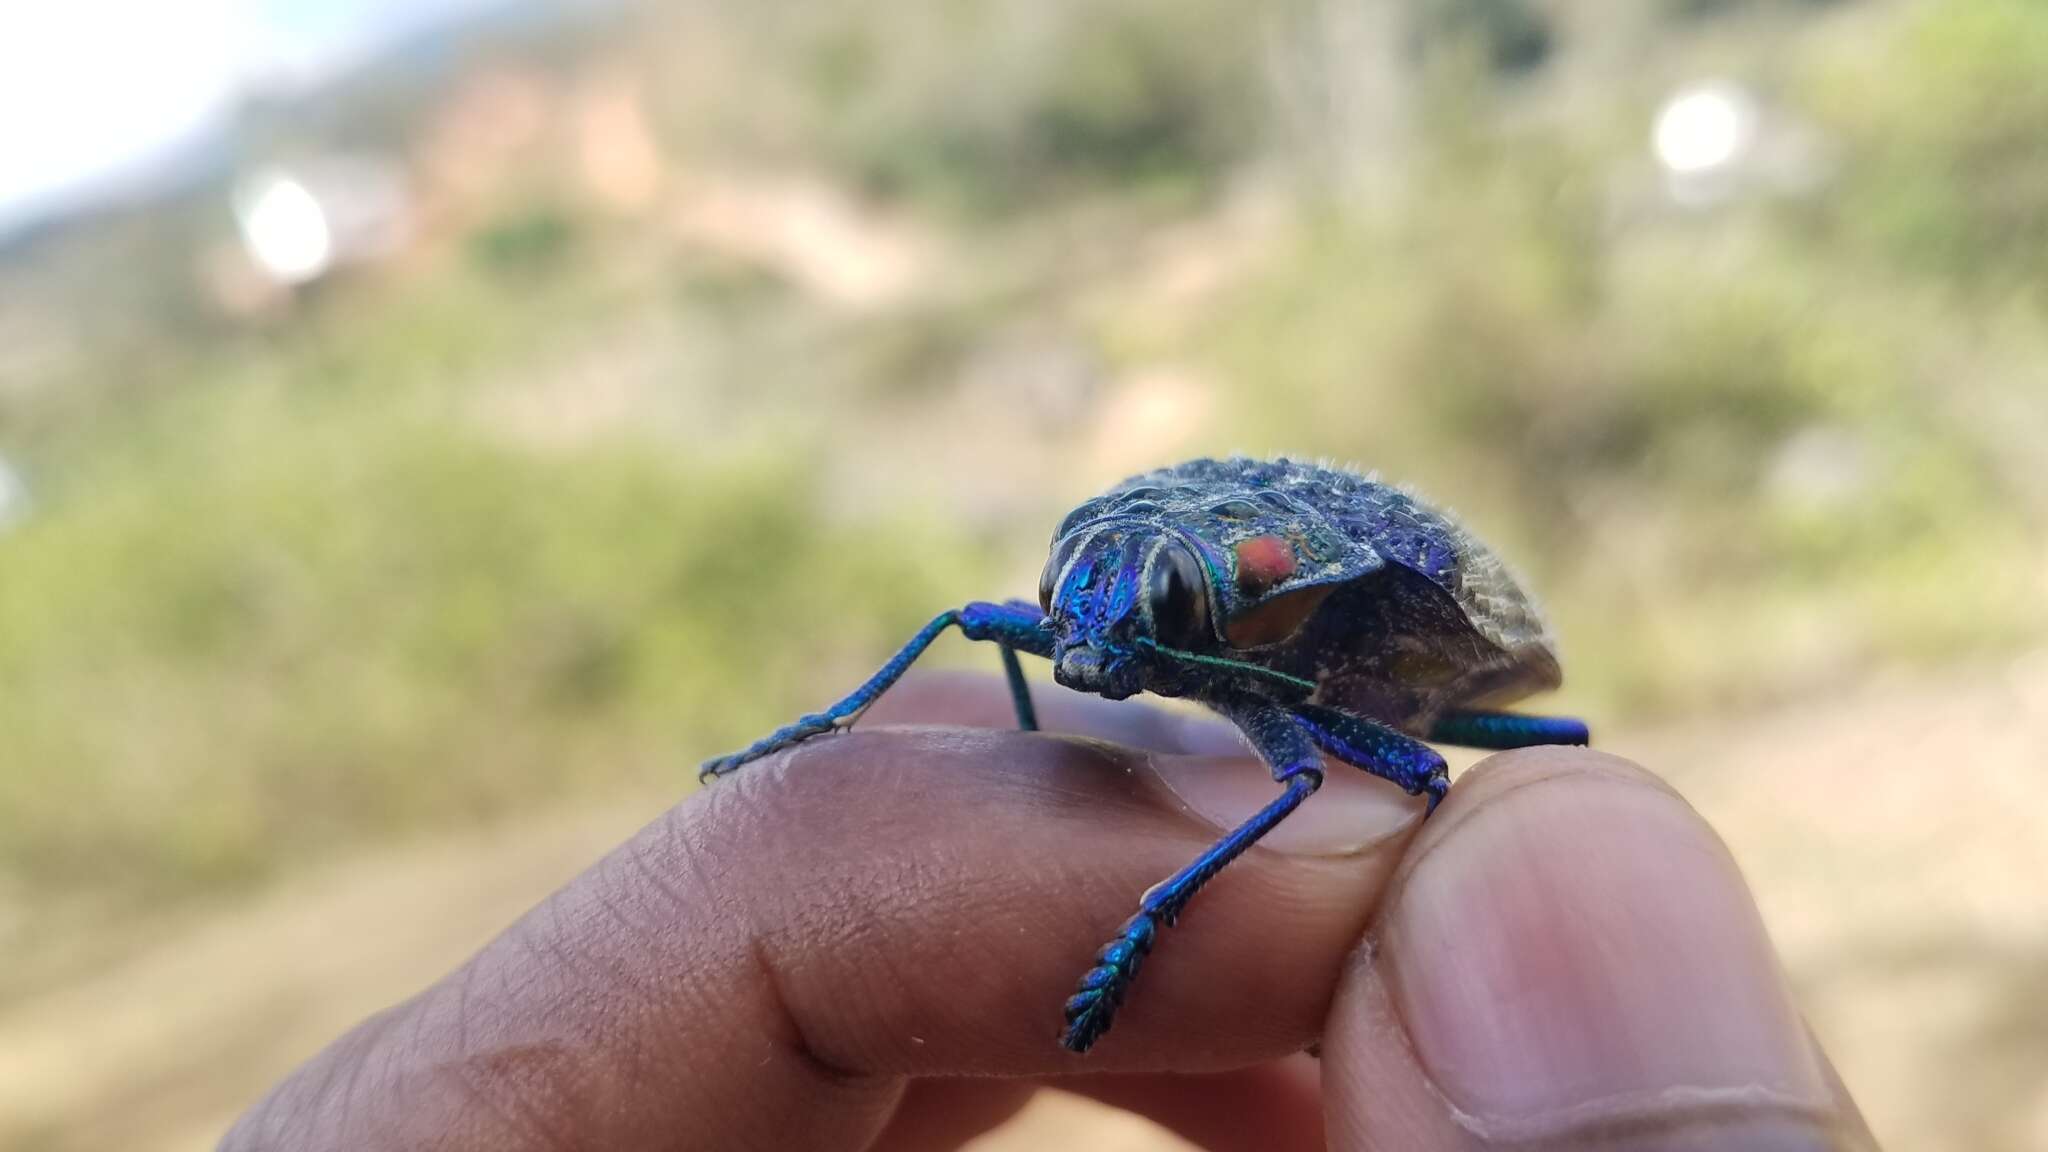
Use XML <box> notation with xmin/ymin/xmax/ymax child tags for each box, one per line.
<box><xmin>1060</xmin><ymin>703</ymin><xmax>1323</xmax><ymax>1053</ymax></box>
<box><xmin>1292</xmin><ymin>702</ymin><xmax>1451</xmax><ymax>813</ymax></box>
<box><xmin>1428</xmin><ymin>708</ymin><xmax>1589</xmax><ymax>750</ymax></box>
<box><xmin>699</xmin><ymin>600</ymin><xmax>1051</xmax><ymax>781</ymax></box>
<box><xmin>1000</xmin><ymin>642</ymin><xmax>1039</xmax><ymax>732</ymax></box>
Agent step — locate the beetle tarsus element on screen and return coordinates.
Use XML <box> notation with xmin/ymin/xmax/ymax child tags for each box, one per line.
<box><xmin>697</xmin><ymin>713</ymin><xmax>839</xmax><ymax>781</ymax></box>
<box><xmin>1059</xmin><ymin>912</ymin><xmax>1157</xmax><ymax>1053</ymax></box>
<box><xmin>1057</xmin><ymin>724</ymin><xmax>1322</xmax><ymax>1054</ymax></box>
<box><xmin>1422</xmin><ymin>769</ymin><xmax>1450</xmax><ymax>816</ymax></box>
<box><xmin>697</xmin><ymin>605</ymin><xmax>1055</xmax><ymax>783</ymax></box>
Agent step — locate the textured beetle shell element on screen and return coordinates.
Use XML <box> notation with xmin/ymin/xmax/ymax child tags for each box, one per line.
<box><xmin>1058</xmin><ymin>456</ymin><xmax>1560</xmax><ymax>730</ymax></box>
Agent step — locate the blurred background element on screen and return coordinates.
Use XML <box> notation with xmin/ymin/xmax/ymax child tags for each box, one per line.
<box><xmin>0</xmin><ymin>0</ymin><xmax>2044</xmax><ymax>1148</ymax></box>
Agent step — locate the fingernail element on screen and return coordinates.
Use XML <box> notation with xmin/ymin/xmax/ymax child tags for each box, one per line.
<box><xmin>1146</xmin><ymin>753</ymin><xmax>1424</xmax><ymax>857</ymax></box>
<box><xmin>1379</xmin><ymin>770</ymin><xmax>1835</xmax><ymax>1144</ymax></box>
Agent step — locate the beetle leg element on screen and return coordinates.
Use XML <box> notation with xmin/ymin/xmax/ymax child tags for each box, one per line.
<box><xmin>999</xmin><ymin>644</ymin><xmax>1039</xmax><ymax>732</ymax></box>
<box><xmin>1290</xmin><ymin>702</ymin><xmax>1451</xmax><ymax>813</ymax></box>
<box><xmin>1428</xmin><ymin>708</ymin><xmax>1589</xmax><ymax>750</ymax></box>
<box><xmin>1059</xmin><ymin>702</ymin><xmax>1323</xmax><ymax>1054</ymax></box>
<box><xmin>698</xmin><ymin>600</ymin><xmax>1052</xmax><ymax>781</ymax></box>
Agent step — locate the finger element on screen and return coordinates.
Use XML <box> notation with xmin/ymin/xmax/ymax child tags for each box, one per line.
<box><xmin>1323</xmin><ymin>747</ymin><xmax>1880</xmax><ymax>1151</ymax></box>
<box><xmin>864</xmin><ymin>670</ymin><xmax>1244</xmax><ymax>756</ymax></box>
<box><xmin>1059</xmin><ymin>1054</ymin><xmax>1326</xmax><ymax>1152</ymax></box>
<box><xmin>225</xmin><ymin>721</ymin><xmax>1427</xmax><ymax>1151</ymax></box>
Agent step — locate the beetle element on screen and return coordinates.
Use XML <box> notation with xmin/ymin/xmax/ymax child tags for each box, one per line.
<box><xmin>700</xmin><ymin>456</ymin><xmax>1588</xmax><ymax>1053</ymax></box>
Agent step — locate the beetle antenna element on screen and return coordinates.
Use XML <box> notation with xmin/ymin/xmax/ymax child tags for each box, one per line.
<box><xmin>1135</xmin><ymin>639</ymin><xmax>1315</xmax><ymax>697</ymax></box>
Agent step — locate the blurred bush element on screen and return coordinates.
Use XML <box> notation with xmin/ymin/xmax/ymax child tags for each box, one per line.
<box><xmin>1409</xmin><ymin>0</ymin><xmax>1552</xmax><ymax>73</ymax></box>
<box><xmin>0</xmin><ymin>256</ymin><xmax>982</xmax><ymax>900</ymax></box>
<box><xmin>1809</xmin><ymin>0</ymin><xmax>2048</xmax><ymax>295</ymax></box>
<box><xmin>638</xmin><ymin>0</ymin><xmax>1267</xmax><ymax>215</ymax></box>
<box><xmin>1181</xmin><ymin>54</ymin><xmax>2043</xmax><ymax>712</ymax></box>
<box><xmin>1</xmin><ymin>0</ymin><xmax>2044</xmax><ymax>925</ymax></box>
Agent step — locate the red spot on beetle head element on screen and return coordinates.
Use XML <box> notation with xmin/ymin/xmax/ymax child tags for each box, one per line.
<box><xmin>1233</xmin><ymin>535</ymin><xmax>1298</xmax><ymax>594</ymax></box>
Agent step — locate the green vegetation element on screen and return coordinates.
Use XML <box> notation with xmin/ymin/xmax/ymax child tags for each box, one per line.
<box><xmin>0</xmin><ymin>0</ymin><xmax>2042</xmax><ymax>928</ymax></box>
<box><xmin>734</xmin><ymin>0</ymin><xmax>1266</xmax><ymax>214</ymax></box>
<box><xmin>0</xmin><ymin>254</ymin><xmax>985</xmax><ymax>903</ymax></box>
<box><xmin>1185</xmin><ymin>92</ymin><xmax>2043</xmax><ymax>711</ymax></box>
<box><xmin>1808</xmin><ymin>0</ymin><xmax>2048</xmax><ymax>296</ymax></box>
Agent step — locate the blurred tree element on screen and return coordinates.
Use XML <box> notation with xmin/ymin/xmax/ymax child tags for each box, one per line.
<box><xmin>1811</xmin><ymin>0</ymin><xmax>2048</xmax><ymax>297</ymax></box>
<box><xmin>1408</xmin><ymin>0</ymin><xmax>1553</xmax><ymax>74</ymax></box>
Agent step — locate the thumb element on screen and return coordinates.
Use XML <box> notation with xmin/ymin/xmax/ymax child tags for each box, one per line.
<box><xmin>1324</xmin><ymin>747</ymin><xmax>1877</xmax><ymax>1150</ymax></box>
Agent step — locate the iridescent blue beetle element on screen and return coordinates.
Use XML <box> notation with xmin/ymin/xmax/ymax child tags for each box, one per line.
<box><xmin>702</xmin><ymin>456</ymin><xmax>1588</xmax><ymax>1053</ymax></box>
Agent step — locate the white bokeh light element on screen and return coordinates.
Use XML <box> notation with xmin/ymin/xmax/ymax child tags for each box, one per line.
<box><xmin>0</xmin><ymin>452</ymin><xmax>28</xmax><ymax>531</ymax></box>
<box><xmin>1653</xmin><ymin>84</ymin><xmax>1754</xmax><ymax>176</ymax></box>
<box><xmin>235</xmin><ymin>171</ymin><xmax>334</xmax><ymax>285</ymax></box>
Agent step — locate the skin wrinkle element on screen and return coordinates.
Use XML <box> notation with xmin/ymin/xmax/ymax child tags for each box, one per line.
<box><xmin>742</xmin><ymin>728</ymin><xmax>1356</xmax><ymax>1074</ymax></box>
<box><xmin>744</xmin><ymin>929</ymin><xmax>872</xmax><ymax>1090</ymax></box>
<box><xmin>441</xmin><ymin>1047</ymin><xmax>577</xmax><ymax>1152</ymax></box>
<box><xmin>713</xmin><ymin>742</ymin><xmax>890</xmax><ymax>1092</ymax></box>
<box><xmin>239</xmin><ymin>1003</ymin><xmax>391</xmax><ymax>1149</ymax></box>
<box><xmin>595</xmin><ymin>840</ymin><xmax>718</xmax><ymax>1100</ymax></box>
<box><xmin>562</xmin><ymin>885</ymin><xmax>665</xmax><ymax>1138</ymax></box>
<box><xmin>753</xmin><ymin>733</ymin><xmax>1179</xmax><ymax>1041</ymax></box>
<box><xmin>588</xmin><ymin>885</ymin><xmax>659</xmax><ymax>966</ymax></box>
<box><xmin>1418</xmin><ymin>1070</ymin><xmax>1844</xmax><ymax>1147</ymax></box>
<box><xmin>437</xmin><ymin>798</ymin><xmax>766</xmax><ymax>1150</ymax></box>
<box><xmin>449</xmin><ymin>958</ymin><xmax>483</xmax><ymax>1078</ymax></box>
<box><xmin>720</xmin><ymin>942</ymin><xmax>902</xmax><ymax>1152</ymax></box>
<box><xmin>565</xmin><ymin>789</ymin><xmax>898</xmax><ymax>1149</ymax></box>
<box><xmin>649</xmin><ymin>804</ymin><xmax>814</xmax><ymax>1143</ymax></box>
<box><xmin>513</xmin><ymin>897</ymin><xmax>590</xmax><ymax>995</ymax></box>
<box><xmin>647</xmin><ymin>811</ymin><xmax>782</xmax><ymax>1106</ymax></box>
<box><xmin>570</xmin><ymin>879</ymin><xmax>676</xmax><ymax>997</ymax></box>
<box><xmin>362</xmin><ymin>1000</ymin><xmax>433</xmax><ymax>1145</ymax></box>
<box><xmin>301</xmin><ymin>1002</ymin><xmax>373</xmax><ymax>1140</ymax></box>
<box><xmin>493</xmin><ymin>941</ymin><xmax>563</xmax><ymax>1009</ymax></box>
<box><xmin>767</xmin><ymin>835</ymin><xmax>1029</xmax><ymax>1074</ymax></box>
<box><xmin>591</xmin><ymin>847</ymin><xmax>668</xmax><ymax>939</ymax></box>
<box><xmin>472</xmin><ymin>1036</ymin><xmax>587</xmax><ymax>1147</ymax></box>
<box><xmin>622</xmin><ymin>820</ymin><xmax>695</xmax><ymax>915</ymax></box>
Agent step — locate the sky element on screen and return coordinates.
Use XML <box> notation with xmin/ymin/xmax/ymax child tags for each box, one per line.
<box><xmin>0</xmin><ymin>0</ymin><xmax>526</xmax><ymax>234</ymax></box>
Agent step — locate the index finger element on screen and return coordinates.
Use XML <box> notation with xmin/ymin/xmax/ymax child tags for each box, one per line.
<box><xmin>225</xmin><ymin>676</ymin><xmax>1427</xmax><ymax>1151</ymax></box>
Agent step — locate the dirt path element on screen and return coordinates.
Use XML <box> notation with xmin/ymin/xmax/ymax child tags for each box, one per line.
<box><xmin>6</xmin><ymin>656</ymin><xmax>2044</xmax><ymax>1152</ymax></box>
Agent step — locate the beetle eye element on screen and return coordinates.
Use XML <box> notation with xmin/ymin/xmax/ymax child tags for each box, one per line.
<box><xmin>1146</xmin><ymin>545</ymin><xmax>1210</xmax><ymax>649</ymax></box>
<box><xmin>1037</xmin><ymin>554</ymin><xmax>1060</xmax><ymax>614</ymax></box>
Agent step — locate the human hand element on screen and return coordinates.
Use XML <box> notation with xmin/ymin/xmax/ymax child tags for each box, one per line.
<box><xmin>224</xmin><ymin>673</ymin><xmax>1875</xmax><ymax>1150</ymax></box>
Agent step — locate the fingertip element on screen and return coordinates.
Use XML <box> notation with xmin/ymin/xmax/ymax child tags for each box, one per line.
<box><xmin>1386</xmin><ymin>744</ymin><xmax>1690</xmax><ymax>895</ymax></box>
<box><xmin>1326</xmin><ymin>747</ymin><xmax>1872</xmax><ymax>1150</ymax></box>
<box><xmin>1430</xmin><ymin>744</ymin><xmax>1681</xmax><ymax>825</ymax></box>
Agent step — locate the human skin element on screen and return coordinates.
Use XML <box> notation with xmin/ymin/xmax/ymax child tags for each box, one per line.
<box><xmin>222</xmin><ymin>673</ymin><xmax>1877</xmax><ymax>1151</ymax></box>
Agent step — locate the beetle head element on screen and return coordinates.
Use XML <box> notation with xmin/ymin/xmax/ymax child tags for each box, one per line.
<box><xmin>1037</xmin><ymin>520</ymin><xmax>1214</xmax><ymax>700</ymax></box>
